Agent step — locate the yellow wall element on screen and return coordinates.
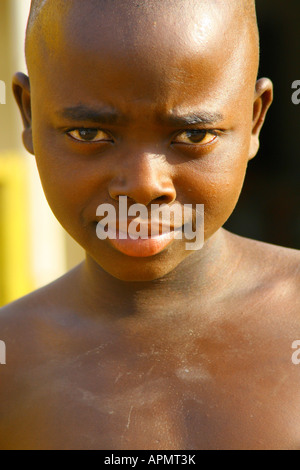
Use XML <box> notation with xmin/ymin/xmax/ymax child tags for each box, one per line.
<box><xmin>0</xmin><ymin>154</ymin><xmax>33</xmax><ymax>305</ymax></box>
<box><xmin>0</xmin><ymin>0</ymin><xmax>84</xmax><ymax>307</ymax></box>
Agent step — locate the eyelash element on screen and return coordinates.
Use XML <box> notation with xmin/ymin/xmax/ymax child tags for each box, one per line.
<box><xmin>65</xmin><ymin>127</ymin><xmax>220</xmax><ymax>146</ymax></box>
<box><xmin>172</xmin><ymin>129</ymin><xmax>219</xmax><ymax>146</ymax></box>
<box><xmin>66</xmin><ymin>128</ymin><xmax>113</xmax><ymax>143</ymax></box>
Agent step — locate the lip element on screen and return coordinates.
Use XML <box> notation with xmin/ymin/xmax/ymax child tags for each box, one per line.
<box><xmin>107</xmin><ymin>228</ymin><xmax>178</xmax><ymax>258</ymax></box>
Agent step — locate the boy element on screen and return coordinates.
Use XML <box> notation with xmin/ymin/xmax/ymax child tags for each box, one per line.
<box><xmin>0</xmin><ymin>0</ymin><xmax>299</xmax><ymax>450</ymax></box>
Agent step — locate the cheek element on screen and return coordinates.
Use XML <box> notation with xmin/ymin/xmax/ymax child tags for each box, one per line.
<box><xmin>175</xmin><ymin>154</ymin><xmax>248</xmax><ymax>234</ymax></box>
<box><xmin>33</xmin><ymin>145</ymin><xmax>109</xmax><ymax>236</ymax></box>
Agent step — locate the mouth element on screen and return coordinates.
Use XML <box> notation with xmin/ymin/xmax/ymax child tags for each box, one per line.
<box><xmin>110</xmin><ymin>229</ymin><xmax>179</xmax><ymax>257</ymax></box>
<box><xmin>95</xmin><ymin>220</ymin><xmax>183</xmax><ymax>257</ymax></box>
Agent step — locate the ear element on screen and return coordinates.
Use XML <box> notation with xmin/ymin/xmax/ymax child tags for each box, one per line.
<box><xmin>12</xmin><ymin>72</ymin><xmax>34</xmax><ymax>155</ymax></box>
<box><xmin>249</xmin><ymin>78</ymin><xmax>273</xmax><ymax>160</ymax></box>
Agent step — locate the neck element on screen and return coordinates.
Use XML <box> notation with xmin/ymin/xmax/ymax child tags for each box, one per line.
<box><xmin>78</xmin><ymin>229</ymin><xmax>236</xmax><ymax>319</ymax></box>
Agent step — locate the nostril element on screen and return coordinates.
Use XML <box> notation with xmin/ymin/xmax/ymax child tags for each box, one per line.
<box><xmin>155</xmin><ymin>195</ymin><xmax>171</xmax><ymax>204</ymax></box>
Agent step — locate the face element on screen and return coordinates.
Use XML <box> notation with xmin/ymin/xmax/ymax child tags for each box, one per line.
<box><xmin>15</xmin><ymin>0</ymin><xmax>272</xmax><ymax>281</ymax></box>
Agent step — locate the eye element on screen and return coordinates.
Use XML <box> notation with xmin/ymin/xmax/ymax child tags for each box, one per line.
<box><xmin>67</xmin><ymin>128</ymin><xmax>113</xmax><ymax>143</ymax></box>
<box><xmin>173</xmin><ymin>129</ymin><xmax>217</xmax><ymax>145</ymax></box>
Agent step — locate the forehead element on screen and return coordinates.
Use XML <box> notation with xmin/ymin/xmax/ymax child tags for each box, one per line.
<box><xmin>64</xmin><ymin>0</ymin><xmax>233</xmax><ymax>50</ymax></box>
<box><xmin>28</xmin><ymin>0</ymin><xmax>257</xmax><ymax>119</ymax></box>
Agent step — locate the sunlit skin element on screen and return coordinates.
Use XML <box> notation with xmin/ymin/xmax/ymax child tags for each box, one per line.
<box><xmin>0</xmin><ymin>0</ymin><xmax>300</xmax><ymax>450</ymax></box>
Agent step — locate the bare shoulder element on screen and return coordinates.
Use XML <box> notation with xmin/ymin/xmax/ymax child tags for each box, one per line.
<box><xmin>0</xmin><ymin>264</ymin><xmax>83</xmax><ymax>323</ymax></box>
<box><xmin>226</xmin><ymin>229</ymin><xmax>299</xmax><ymax>274</ymax></box>
<box><xmin>225</xmin><ymin>230</ymin><xmax>300</xmax><ymax>312</ymax></box>
<box><xmin>0</xmin><ymin>264</ymin><xmax>94</xmax><ymax>449</ymax></box>
<box><xmin>0</xmin><ymin>264</ymin><xmax>84</xmax><ymax>370</ymax></box>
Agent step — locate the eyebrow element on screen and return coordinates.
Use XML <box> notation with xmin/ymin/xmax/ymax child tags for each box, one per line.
<box><xmin>58</xmin><ymin>105</ymin><xmax>126</xmax><ymax>125</ymax></box>
<box><xmin>161</xmin><ymin>111</ymin><xmax>225</xmax><ymax>126</ymax></box>
<box><xmin>59</xmin><ymin>105</ymin><xmax>224</xmax><ymax>127</ymax></box>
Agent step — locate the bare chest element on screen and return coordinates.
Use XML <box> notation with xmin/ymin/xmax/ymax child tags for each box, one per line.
<box><xmin>2</xmin><ymin>345</ymin><xmax>300</xmax><ymax>450</ymax></box>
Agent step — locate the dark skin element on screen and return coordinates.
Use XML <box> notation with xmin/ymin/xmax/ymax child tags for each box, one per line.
<box><xmin>0</xmin><ymin>0</ymin><xmax>300</xmax><ymax>450</ymax></box>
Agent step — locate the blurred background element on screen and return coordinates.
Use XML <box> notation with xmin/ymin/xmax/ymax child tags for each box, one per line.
<box><xmin>0</xmin><ymin>0</ymin><xmax>299</xmax><ymax>307</ymax></box>
<box><xmin>0</xmin><ymin>0</ymin><xmax>84</xmax><ymax>306</ymax></box>
<box><xmin>225</xmin><ymin>0</ymin><xmax>300</xmax><ymax>249</ymax></box>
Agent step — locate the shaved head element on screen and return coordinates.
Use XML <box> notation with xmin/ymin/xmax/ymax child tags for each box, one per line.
<box><xmin>15</xmin><ymin>0</ymin><xmax>273</xmax><ymax>282</ymax></box>
<box><xmin>26</xmin><ymin>0</ymin><xmax>259</xmax><ymax>69</ymax></box>
<box><xmin>27</xmin><ymin>0</ymin><xmax>256</xmax><ymax>25</ymax></box>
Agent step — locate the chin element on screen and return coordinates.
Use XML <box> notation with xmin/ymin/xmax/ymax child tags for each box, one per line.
<box><xmin>98</xmin><ymin>256</ymin><xmax>183</xmax><ymax>282</ymax></box>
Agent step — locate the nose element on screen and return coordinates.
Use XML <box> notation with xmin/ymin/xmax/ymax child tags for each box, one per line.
<box><xmin>108</xmin><ymin>151</ymin><xmax>176</xmax><ymax>206</ymax></box>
